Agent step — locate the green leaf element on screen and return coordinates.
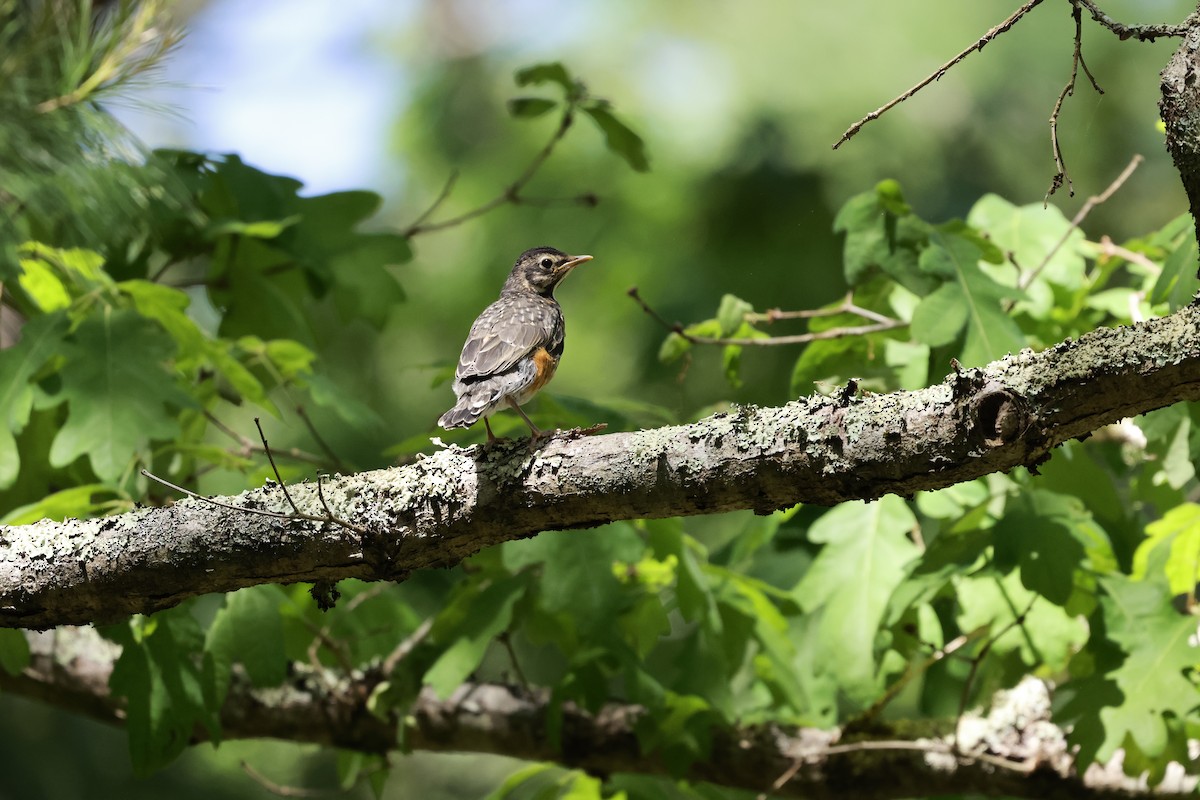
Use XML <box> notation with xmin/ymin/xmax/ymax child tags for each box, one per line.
<box><xmin>0</xmin><ymin>628</ymin><xmax>30</xmax><ymax>675</ymax></box>
<box><xmin>919</xmin><ymin>230</ymin><xmax>1025</xmax><ymax>366</ymax></box>
<box><xmin>715</xmin><ymin>294</ymin><xmax>753</xmax><ymax>336</ymax></box>
<box><xmin>793</xmin><ymin>497</ymin><xmax>920</xmax><ymax>706</ymax></box>
<box><xmin>1150</xmin><ymin>225</ymin><xmax>1197</xmax><ymax>311</ymax></box>
<box><xmin>203</xmin><ymin>586</ymin><xmax>288</xmax><ymax>709</ymax></box>
<box><xmin>1072</xmin><ymin>576</ymin><xmax>1200</xmax><ymax>764</ymax></box>
<box><xmin>484</xmin><ymin>763</ymin><xmax>556</xmax><ymax>800</ymax></box>
<box><xmin>967</xmin><ymin>194</ymin><xmax>1086</xmax><ymax>292</ymax></box>
<box><xmin>1133</xmin><ymin>503</ymin><xmax>1200</xmax><ymax>596</ymax></box>
<box><xmin>582</xmin><ymin>104</ymin><xmax>650</xmax><ymax>172</ymax></box>
<box><xmin>658</xmin><ymin>332</ymin><xmax>691</xmax><ymax>363</ymax></box>
<box><xmin>120</xmin><ymin>279</ymin><xmax>268</xmax><ymax>406</ymax></box>
<box><xmin>0</xmin><ymin>311</ymin><xmax>69</xmax><ymax>489</ymax></box>
<box><xmin>47</xmin><ymin>308</ymin><xmax>191</xmax><ymax>481</ymax></box>
<box><xmin>910</xmin><ymin>281</ymin><xmax>969</xmax><ymax>346</ymax></box>
<box><xmin>424</xmin><ymin>574</ymin><xmax>529</xmax><ymax>698</ymax></box>
<box><xmin>108</xmin><ymin>610</ymin><xmax>215</xmax><ymax>775</ymax></box>
<box><xmin>992</xmin><ymin>489</ymin><xmax>1089</xmax><ymax>606</ymax></box>
<box><xmin>514</xmin><ymin>62</ymin><xmax>575</xmax><ymax>91</ymax></box>
<box><xmin>0</xmin><ymin>483</ymin><xmax>113</xmax><ymax>524</ymax></box>
<box><xmin>17</xmin><ymin>256</ymin><xmax>72</xmax><ymax>311</ymax></box>
<box><xmin>208</xmin><ymin>215</ymin><xmax>301</xmax><ymax>239</ymax></box>
<box><xmin>507</xmin><ymin>98</ymin><xmax>558</xmax><ymax>118</ymax></box>
<box><xmin>504</xmin><ymin>525</ymin><xmax>645</xmax><ymax>639</ymax></box>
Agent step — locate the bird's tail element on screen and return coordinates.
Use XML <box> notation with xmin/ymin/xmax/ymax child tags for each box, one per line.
<box><xmin>437</xmin><ymin>385</ymin><xmax>499</xmax><ymax>430</ymax></box>
<box><xmin>437</xmin><ymin>402</ymin><xmax>480</xmax><ymax>429</ymax></box>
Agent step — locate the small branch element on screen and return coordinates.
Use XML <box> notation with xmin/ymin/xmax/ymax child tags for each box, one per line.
<box><xmin>140</xmin><ymin>466</ymin><xmax>369</xmax><ymax>538</ymax></box>
<box><xmin>627</xmin><ymin>287</ymin><xmax>907</xmax><ymax>347</ymax></box>
<box><xmin>1046</xmin><ymin>2</ymin><xmax>1106</xmax><ymax>202</ymax></box>
<box><xmin>241</xmin><ymin>761</ymin><xmax>331</xmax><ymax>798</ymax></box>
<box><xmin>1020</xmin><ymin>153</ymin><xmax>1142</xmax><ymax>292</ymax></box>
<box><xmin>203</xmin><ymin>410</ymin><xmax>327</xmax><ymax>467</ymax></box>
<box><xmin>403</xmin><ymin>170</ymin><xmax>459</xmax><ymax>233</ymax></box>
<box><xmin>380</xmin><ymin>617</ymin><xmax>434</xmax><ymax>675</ymax></box>
<box><xmin>833</xmin><ymin>0</ymin><xmax>1047</xmax><ymax>149</ymax></box>
<box><xmin>1076</xmin><ymin>0</ymin><xmax>1197</xmax><ymax>42</ymax></box>
<box><xmin>1094</xmin><ymin>234</ymin><xmax>1162</xmax><ymax>276</ymax></box>
<box><xmin>294</xmin><ymin>405</ymin><xmax>347</xmax><ymax>473</ymax></box>
<box><xmin>255</xmin><ymin>418</ymin><xmax>302</xmax><ymax>516</ymax></box>
<box><xmin>402</xmin><ymin>108</ymin><xmax>580</xmax><ymax>237</ymax></box>
<box><xmin>141</xmin><ymin>469</ymin><xmax>294</xmax><ymax>521</ymax></box>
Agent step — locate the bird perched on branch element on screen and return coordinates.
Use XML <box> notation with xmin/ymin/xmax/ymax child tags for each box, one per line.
<box><xmin>438</xmin><ymin>246</ymin><xmax>594</xmax><ymax>445</ymax></box>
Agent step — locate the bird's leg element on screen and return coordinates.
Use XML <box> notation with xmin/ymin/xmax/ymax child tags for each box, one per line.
<box><xmin>484</xmin><ymin>417</ymin><xmax>497</xmax><ymax>444</ymax></box>
<box><xmin>507</xmin><ymin>398</ymin><xmax>550</xmax><ymax>448</ymax></box>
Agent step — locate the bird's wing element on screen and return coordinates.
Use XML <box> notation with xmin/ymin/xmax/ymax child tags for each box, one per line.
<box><xmin>455</xmin><ymin>297</ymin><xmax>560</xmax><ymax>381</ymax></box>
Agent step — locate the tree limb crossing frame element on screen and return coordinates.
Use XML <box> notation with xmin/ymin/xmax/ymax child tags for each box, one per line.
<box><xmin>2</xmin><ymin>302</ymin><xmax>1199</xmax><ymax>630</ymax></box>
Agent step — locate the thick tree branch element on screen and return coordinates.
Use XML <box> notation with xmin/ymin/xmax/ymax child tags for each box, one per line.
<box><xmin>1161</xmin><ymin>19</ymin><xmax>1200</xmax><ymax>269</ymax></box>
<box><xmin>2</xmin><ymin>304</ymin><xmax>1199</xmax><ymax>629</ymax></box>
<box><xmin>2</xmin><ymin>629</ymin><xmax>1195</xmax><ymax>800</ymax></box>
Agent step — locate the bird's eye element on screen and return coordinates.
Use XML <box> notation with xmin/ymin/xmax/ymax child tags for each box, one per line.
<box><xmin>540</xmin><ymin>258</ymin><xmax>554</xmax><ymax>269</ymax></box>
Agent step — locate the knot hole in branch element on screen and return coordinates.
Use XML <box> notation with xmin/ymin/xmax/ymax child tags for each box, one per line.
<box><xmin>971</xmin><ymin>383</ymin><xmax>1031</xmax><ymax>447</ymax></box>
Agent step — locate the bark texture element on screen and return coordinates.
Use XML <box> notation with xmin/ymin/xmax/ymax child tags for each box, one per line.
<box><xmin>1162</xmin><ymin>20</ymin><xmax>1200</xmax><ymax>264</ymax></box>
<box><xmin>3</xmin><ymin>629</ymin><xmax>1195</xmax><ymax>800</ymax></box>
<box><xmin>2</xmin><ymin>303</ymin><xmax>1200</xmax><ymax>629</ymax></box>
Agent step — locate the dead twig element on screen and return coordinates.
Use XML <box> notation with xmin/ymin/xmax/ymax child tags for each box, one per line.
<box><xmin>142</xmin><ymin>421</ymin><xmax>369</xmax><ymax>538</ymax></box>
<box><xmin>627</xmin><ymin>287</ymin><xmax>906</xmax><ymax>347</ymax></box>
<box><xmin>1046</xmin><ymin>1</ymin><xmax>1106</xmax><ymax>202</ymax></box>
<box><xmin>833</xmin><ymin>0</ymin><xmax>1047</xmax><ymax>149</ymax></box>
<box><xmin>203</xmin><ymin>410</ymin><xmax>327</xmax><ymax>467</ymax></box>
<box><xmin>1075</xmin><ymin>0</ymin><xmax>1197</xmax><ymax>42</ymax></box>
<box><xmin>1020</xmin><ymin>153</ymin><xmax>1142</xmax><ymax>292</ymax></box>
<box><xmin>403</xmin><ymin>107</ymin><xmax>589</xmax><ymax>237</ymax></box>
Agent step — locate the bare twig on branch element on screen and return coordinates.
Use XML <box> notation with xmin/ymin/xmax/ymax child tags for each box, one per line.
<box><xmin>202</xmin><ymin>410</ymin><xmax>329</xmax><ymax>467</ymax></box>
<box><xmin>1046</xmin><ymin>1</ymin><xmax>1107</xmax><ymax>201</ymax></box>
<box><xmin>293</xmin><ymin>405</ymin><xmax>348</xmax><ymax>473</ymax></box>
<box><xmin>241</xmin><ymin>761</ymin><xmax>332</xmax><ymax>798</ymax></box>
<box><xmin>1094</xmin><ymin>234</ymin><xmax>1162</xmax><ymax>276</ymax></box>
<box><xmin>627</xmin><ymin>287</ymin><xmax>906</xmax><ymax>347</ymax></box>
<box><xmin>1017</xmin><ymin>153</ymin><xmax>1143</xmax><ymax>293</ymax></box>
<box><xmin>402</xmin><ymin>107</ymin><xmax>596</xmax><ymax>237</ymax></box>
<box><xmin>142</xmin><ymin>422</ymin><xmax>369</xmax><ymax>538</ymax></box>
<box><xmin>1076</xmin><ymin>0</ymin><xmax>1197</xmax><ymax>42</ymax></box>
<box><xmin>832</xmin><ymin>0</ymin><xmax>1047</xmax><ymax>149</ymax></box>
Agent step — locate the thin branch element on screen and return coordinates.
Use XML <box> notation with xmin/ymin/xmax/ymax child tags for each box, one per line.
<box><xmin>953</xmin><ymin>595</ymin><xmax>1038</xmax><ymax>750</ymax></box>
<box><xmin>380</xmin><ymin>617</ymin><xmax>434</xmax><ymax>676</ymax></box>
<box><xmin>140</xmin><ymin>467</ymin><xmax>369</xmax><ymax>538</ymax></box>
<box><xmin>1094</xmin><ymin>234</ymin><xmax>1161</xmax><ymax>276</ymax></box>
<box><xmin>402</xmin><ymin>108</ymin><xmax>578</xmax><ymax>237</ymax></box>
<box><xmin>1046</xmin><ymin>2</ymin><xmax>1106</xmax><ymax>202</ymax></box>
<box><xmin>627</xmin><ymin>287</ymin><xmax>907</xmax><ymax>347</ymax></box>
<box><xmin>294</xmin><ymin>405</ymin><xmax>347</xmax><ymax>473</ymax></box>
<box><xmin>403</xmin><ymin>169</ymin><xmax>459</xmax><ymax>233</ymax></box>
<box><xmin>240</xmin><ymin>761</ymin><xmax>333</xmax><ymax>798</ymax></box>
<box><xmin>832</xmin><ymin>0</ymin><xmax>1047</xmax><ymax>149</ymax></box>
<box><xmin>853</xmin><ymin>627</ymin><xmax>987</xmax><ymax>727</ymax></box>
<box><xmin>203</xmin><ymin>410</ymin><xmax>327</xmax><ymax>467</ymax></box>
<box><xmin>255</xmin><ymin>417</ymin><xmax>301</xmax><ymax>516</ymax></box>
<box><xmin>1020</xmin><ymin>153</ymin><xmax>1143</xmax><ymax>291</ymax></box>
<box><xmin>140</xmin><ymin>469</ymin><xmax>294</xmax><ymax>521</ymax></box>
<box><xmin>1076</xmin><ymin>0</ymin><xmax>1198</xmax><ymax>42</ymax></box>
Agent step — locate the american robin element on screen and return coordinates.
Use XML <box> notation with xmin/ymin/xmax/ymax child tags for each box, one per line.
<box><xmin>438</xmin><ymin>246</ymin><xmax>593</xmax><ymax>444</ymax></box>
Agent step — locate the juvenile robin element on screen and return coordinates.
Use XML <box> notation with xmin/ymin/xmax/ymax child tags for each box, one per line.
<box><xmin>438</xmin><ymin>246</ymin><xmax>593</xmax><ymax>444</ymax></box>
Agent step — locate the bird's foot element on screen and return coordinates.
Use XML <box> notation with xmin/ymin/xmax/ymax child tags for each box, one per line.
<box><xmin>526</xmin><ymin>428</ymin><xmax>556</xmax><ymax>452</ymax></box>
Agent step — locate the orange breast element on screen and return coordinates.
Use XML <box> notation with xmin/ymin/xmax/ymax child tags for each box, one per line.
<box><xmin>528</xmin><ymin>347</ymin><xmax>558</xmax><ymax>393</ymax></box>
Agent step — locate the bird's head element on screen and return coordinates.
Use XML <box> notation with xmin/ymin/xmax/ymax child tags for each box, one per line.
<box><xmin>502</xmin><ymin>247</ymin><xmax>593</xmax><ymax>297</ymax></box>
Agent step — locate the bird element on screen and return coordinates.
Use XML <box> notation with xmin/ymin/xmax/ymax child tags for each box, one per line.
<box><xmin>438</xmin><ymin>246</ymin><xmax>594</xmax><ymax>445</ymax></box>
